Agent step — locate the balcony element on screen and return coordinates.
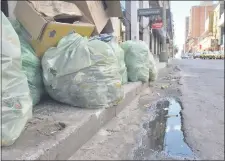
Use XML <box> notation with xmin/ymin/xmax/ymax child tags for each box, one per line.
<box><xmin>218</xmin><ymin>12</ymin><xmax>224</xmax><ymax>27</ymax></box>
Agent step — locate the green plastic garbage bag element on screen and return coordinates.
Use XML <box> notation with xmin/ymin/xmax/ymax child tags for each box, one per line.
<box><xmin>107</xmin><ymin>42</ymin><xmax>128</xmax><ymax>84</ymax></box>
<box><xmin>90</xmin><ymin>34</ymin><xmax>128</xmax><ymax>84</ymax></box>
<box><xmin>10</xmin><ymin>19</ymin><xmax>44</xmax><ymax>106</ymax></box>
<box><xmin>121</xmin><ymin>40</ymin><xmax>151</xmax><ymax>82</ymax></box>
<box><xmin>42</xmin><ymin>33</ymin><xmax>124</xmax><ymax>108</ymax></box>
<box><xmin>1</xmin><ymin>12</ymin><xmax>32</xmax><ymax>146</ymax></box>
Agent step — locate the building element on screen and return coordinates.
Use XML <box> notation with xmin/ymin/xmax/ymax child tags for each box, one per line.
<box><xmin>199</xmin><ymin>1</ymin><xmax>224</xmax><ymax>52</ymax></box>
<box><xmin>185</xmin><ymin>17</ymin><xmax>189</xmax><ymax>41</ymax></box>
<box><xmin>186</xmin><ymin>2</ymin><xmax>215</xmax><ymax>52</ymax></box>
<box><xmin>213</xmin><ymin>1</ymin><xmax>224</xmax><ymax>51</ymax></box>
<box><xmin>216</xmin><ymin>1</ymin><xmax>224</xmax><ymax>51</ymax></box>
<box><xmin>184</xmin><ymin>16</ymin><xmax>189</xmax><ymax>52</ymax></box>
<box><xmin>198</xmin><ymin>11</ymin><xmax>214</xmax><ymax>51</ymax></box>
<box><xmin>123</xmin><ymin>1</ymin><xmax>174</xmax><ymax>60</ymax></box>
<box><xmin>189</xmin><ymin>5</ymin><xmax>214</xmax><ymax>38</ymax></box>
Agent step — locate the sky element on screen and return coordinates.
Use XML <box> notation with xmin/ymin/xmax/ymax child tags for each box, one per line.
<box><xmin>170</xmin><ymin>1</ymin><xmax>201</xmax><ymax>54</ymax></box>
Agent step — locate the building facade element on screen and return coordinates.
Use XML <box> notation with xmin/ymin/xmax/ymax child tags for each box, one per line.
<box><xmin>184</xmin><ymin>16</ymin><xmax>189</xmax><ymax>52</ymax></box>
<box><xmin>123</xmin><ymin>0</ymin><xmax>174</xmax><ymax>59</ymax></box>
<box><xmin>217</xmin><ymin>1</ymin><xmax>224</xmax><ymax>51</ymax></box>
<box><xmin>186</xmin><ymin>2</ymin><xmax>215</xmax><ymax>52</ymax></box>
<box><xmin>218</xmin><ymin>15</ymin><xmax>224</xmax><ymax>51</ymax></box>
<box><xmin>188</xmin><ymin>5</ymin><xmax>214</xmax><ymax>38</ymax></box>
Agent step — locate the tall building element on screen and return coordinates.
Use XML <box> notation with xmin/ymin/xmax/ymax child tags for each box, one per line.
<box><xmin>189</xmin><ymin>5</ymin><xmax>214</xmax><ymax>38</ymax></box>
<box><xmin>184</xmin><ymin>16</ymin><xmax>189</xmax><ymax>52</ymax></box>
<box><xmin>186</xmin><ymin>3</ymin><xmax>215</xmax><ymax>52</ymax></box>
<box><xmin>185</xmin><ymin>17</ymin><xmax>189</xmax><ymax>40</ymax></box>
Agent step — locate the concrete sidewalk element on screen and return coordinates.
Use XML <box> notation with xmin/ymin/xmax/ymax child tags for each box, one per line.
<box><xmin>154</xmin><ymin>55</ymin><xmax>171</xmax><ymax>71</ymax></box>
<box><xmin>2</xmin><ymin>82</ymin><xmax>148</xmax><ymax>160</ymax></box>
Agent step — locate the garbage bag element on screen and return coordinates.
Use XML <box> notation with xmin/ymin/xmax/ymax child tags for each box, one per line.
<box><xmin>10</xmin><ymin>19</ymin><xmax>44</xmax><ymax>105</ymax></box>
<box><xmin>121</xmin><ymin>40</ymin><xmax>150</xmax><ymax>82</ymax></box>
<box><xmin>90</xmin><ymin>34</ymin><xmax>128</xmax><ymax>84</ymax></box>
<box><xmin>1</xmin><ymin>12</ymin><xmax>32</xmax><ymax>146</ymax></box>
<box><xmin>42</xmin><ymin>33</ymin><xmax>124</xmax><ymax>108</ymax></box>
<box><xmin>107</xmin><ymin>42</ymin><xmax>128</xmax><ymax>84</ymax></box>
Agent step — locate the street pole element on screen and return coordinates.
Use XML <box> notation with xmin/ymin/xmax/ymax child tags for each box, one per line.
<box><xmin>172</xmin><ymin>43</ymin><xmax>174</xmax><ymax>58</ymax></box>
<box><xmin>159</xmin><ymin>1</ymin><xmax>168</xmax><ymax>62</ymax></box>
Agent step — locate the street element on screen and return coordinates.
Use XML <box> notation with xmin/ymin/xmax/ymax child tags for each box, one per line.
<box><xmin>70</xmin><ymin>59</ymin><xmax>224</xmax><ymax>160</ymax></box>
<box><xmin>176</xmin><ymin>59</ymin><xmax>224</xmax><ymax>160</ymax></box>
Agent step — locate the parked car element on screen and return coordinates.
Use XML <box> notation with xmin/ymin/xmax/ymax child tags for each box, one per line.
<box><xmin>194</xmin><ymin>52</ymin><xmax>201</xmax><ymax>59</ymax></box>
<box><xmin>181</xmin><ymin>53</ymin><xmax>190</xmax><ymax>59</ymax></box>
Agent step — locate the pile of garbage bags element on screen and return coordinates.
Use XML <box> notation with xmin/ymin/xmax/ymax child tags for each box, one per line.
<box><xmin>10</xmin><ymin>19</ymin><xmax>44</xmax><ymax>106</ymax></box>
<box><xmin>121</xmin><ymin>40</ymin><xmax>157</xmax><ymax>82</ymax></box>
<box><xmin>42</xmin><ymin>33</ymin><xmax>124</xmax><ymax>108</ymax></box>
<box><xmin>1</xmin><ymin>10</ymin><xmax>158</xmax><ymax>146</ymax></box>
<box><xmin>2</xmin><ymin>12</ymin><xmax>33</xmax><ymax>146</ymax></box>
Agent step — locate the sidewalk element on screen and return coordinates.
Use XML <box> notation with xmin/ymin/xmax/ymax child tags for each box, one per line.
<box><xmin>155</xmin><ymin>56</ymin><xmax>172</xmax><ymax>71</ymax></box>
<box><xmin>2</xmin><ymin>82</ymin><xmax>148</xmax><ymax>160</ymax></box>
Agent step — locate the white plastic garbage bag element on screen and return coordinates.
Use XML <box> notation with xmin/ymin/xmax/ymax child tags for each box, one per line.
<box><xmin>90</xmin><ymin>34</ymin><xmax>128</xmax><ymax>84</ymax></box>
<box><xmin>121</xmin><ymin>40</ymin><xmax>158</xmax><ymax>82</ymax></box>
<box><xmin>1</xmin><ymin>12</ymin><xmax>32</xmax><ymax>146</ymax></box>
<box><xmin>107</xmin><ymin>42</ymin><xmax>128</xmax><ymax>84</ymax></box>
<box><xmin>42</xmin><ymin>33</ymin><xmax>124</xmax><ymax>108</ymax></box>
<box><xmin>121</xmin><ymin>40</ymin><xmax>150</xmax><ymax>82</ymax></box>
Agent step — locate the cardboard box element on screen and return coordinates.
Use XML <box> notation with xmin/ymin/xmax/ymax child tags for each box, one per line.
<box><xmin>14</xmin><ymin>1</ymin><xmax>95</xmax><ymax>57</ymax></box>
<box><xmin>72</xmin><ymin>1</ymin><xmax>123</xmax><ymax>34</ymax></box>
<box><xmin>30</xmin><ymin>1</ymin><xmax>83</xmax><ymax>18</ymax></box>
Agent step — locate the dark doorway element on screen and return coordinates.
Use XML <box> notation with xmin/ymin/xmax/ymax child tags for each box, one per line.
<box><xmin>139</xmin><ymin>31</ymin><xmax>143</xmax><ymax>41</ymax></box>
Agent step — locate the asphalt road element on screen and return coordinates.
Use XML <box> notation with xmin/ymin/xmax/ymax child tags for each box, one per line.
<box><xmin>174</xmin><ymin>59</ymin><xmax>224</xmax><ymax>160</ymax></box>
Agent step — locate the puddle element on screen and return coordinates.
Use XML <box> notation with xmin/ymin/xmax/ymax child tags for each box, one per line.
<box><xmin>133</xmin><ymin>98</ymin><xmax>197</xmax><ymax>160</ymax></box>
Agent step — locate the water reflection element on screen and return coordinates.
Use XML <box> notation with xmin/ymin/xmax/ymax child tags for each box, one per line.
<box><xmin>133</xmin><ymin>98</ymin><xmax>196</xmax><ymax>160</ymax></box>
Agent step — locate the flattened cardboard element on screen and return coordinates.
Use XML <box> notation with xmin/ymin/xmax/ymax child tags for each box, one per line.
<box><xmin>29</xmin><ymin>1</ymin><xmax>82</xmax><ymax>18</ymax></box>
<box><xmin>14</xmin><ymin>1</ymin><xmax>95</xmax><ymax>57</ymax></box>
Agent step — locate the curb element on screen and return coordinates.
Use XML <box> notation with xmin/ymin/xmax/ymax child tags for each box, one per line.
<box><xmin>2</xmin><ymin>82</ymin><xmax>148</xmax><ymax>160</ymax></box>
